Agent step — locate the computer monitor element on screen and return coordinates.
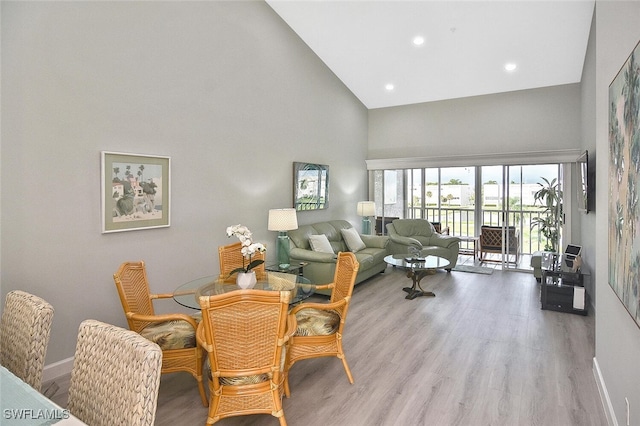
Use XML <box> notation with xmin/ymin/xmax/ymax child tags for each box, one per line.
<box><xmin>565</xmin><ymin>244</ymin><xmax>582</xmax><ymax>258</ymax></box>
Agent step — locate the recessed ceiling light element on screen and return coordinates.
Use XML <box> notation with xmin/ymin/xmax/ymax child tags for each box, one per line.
<box><xmin>413</xmin><ymin>36</ymin><xmax>425</xmax><ymax>46</ymax></box>
<box><xmin>504</xmin><ymin>63</ymin><xmax>517</xmax><ymax>72</ymax></box>
<box><xmin>385</xmin><ymin>83</ymin><xmax>395</xmax><ymax>91</ymax></box>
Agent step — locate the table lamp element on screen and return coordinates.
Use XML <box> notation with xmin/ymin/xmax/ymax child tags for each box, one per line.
<box><xmin>267</xmin><ymin>208</ymin><xmax>298</xmax><ymax>269</ymax></box>
<box><xmin>357</xmin><ymin>201</ymin><xmax>376</xmax><ymax>235</ymax></box>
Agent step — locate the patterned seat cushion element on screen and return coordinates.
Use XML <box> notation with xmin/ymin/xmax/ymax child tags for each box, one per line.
<box><xmin>204</xmin><ymin>358</ymin><xmax>270</xmax><ymax>386</ymax></box>
<box><xmin>294</xmin><ymin>308</ymin><xmax>340</xmax><ymax>336</ymax></box>
<box><xmin>204</xmin><ymin>357</ymin><xmax>276</xmax><ymax>386</ymax></box>
<box><xmin>203</xmin><ymin>334</ymin><xmax>287</xmax><ymax>386</ymax></box>
<box><xmin>139</xmin><ymin>315</ymin><xmax>199</xmax><ymax>350</ymax></box>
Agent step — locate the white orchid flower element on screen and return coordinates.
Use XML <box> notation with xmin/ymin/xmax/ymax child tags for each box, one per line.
<box><xmin>226</xmin><ymin>224</ymin><xmax>266</xmax><ymax>274</ymax></box>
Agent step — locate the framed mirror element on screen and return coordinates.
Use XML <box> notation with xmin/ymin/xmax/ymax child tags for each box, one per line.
<box><xmin>293</xmin><ymin>162</ymin><xmax>329</xmax><ymax>211</ymax></box>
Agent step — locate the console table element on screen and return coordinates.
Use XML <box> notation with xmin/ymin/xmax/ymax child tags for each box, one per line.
<box><xmin>540</xmin><ymin>253</ymin><xmax>588</xmax><ymax>315</ymax></box>
<box><xmin>458</xmin><ymin>235</ymin><xmax>479</xmax><ymax>259</ymax></box>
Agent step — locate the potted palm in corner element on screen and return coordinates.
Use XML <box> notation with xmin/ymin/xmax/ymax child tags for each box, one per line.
<box><xmin>531</xmin><ymin>177</ymin><xmax>563</xmax><ymax>252</ymax></box>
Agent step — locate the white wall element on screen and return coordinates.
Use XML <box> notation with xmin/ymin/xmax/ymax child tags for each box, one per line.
<box><xmin>594</xmin><ymin>2</ymin><xmax>640</xmax><ymax>425</ymax></box>
<box><xmin>579</xmin><ymin>8</ymin><xmax>597</xmax><ymax>310</ymax></box>
<box><xmin>368</xmin><ymin>84</ymin><xmax>582</xmax><ymax>160</ymax></box>
<box><xmin>1</xmin><ymin>1</ymin><xmax>368</xmax><ymax>365</ymax></box>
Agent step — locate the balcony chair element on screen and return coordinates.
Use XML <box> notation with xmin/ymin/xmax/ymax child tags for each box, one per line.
<box><xmin>197</xmin><ymin>289</ymin><xmax>295</xmax><ymax>426</ymax></box>
<box><xmin>284</xmin><ymin>252</ymin><xmax>360</xmax><ymax>397</ymax></box>
<box><xmin>375</xmin><ymin>216</ymin><xmax>399</xmax><ymax>235</ymax></box>
<box><xmin>0</xmin><ymin>290</ymin><xmax>54</xmax><ymax>391</ymax></box>
<box><xmin>113</xmin><ymin>261</ymin><xmax>208</xmax><ymax>406</ymax></box>
<box><xmin>479</xmin><ymin>225</ymin><xmax>520</xmax><ymax>264</ymax></box>
<box><xmin>218</xmin><ymin>241</ymin><xmax>266</xmax><ymax>282</ymax></box>
<box><xmin>67</xmin><ymin>320</ymin><xmax>162</xmax><ymax>426</ymax></box>
<box><xmin>430</xmin><ymin>221</ymin><xmax>450</xmax><ymax>235</ymax></box>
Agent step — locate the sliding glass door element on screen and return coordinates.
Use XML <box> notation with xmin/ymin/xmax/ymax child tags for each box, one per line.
<box><xmin>372</xmin><ymin>162</ymin><xmax>563</xmax><ymax>271</ymax></box>
<box><xmin>479</xmin><ymin>164</ymin><xmax>562</xmax><ymax>270</ymax></box>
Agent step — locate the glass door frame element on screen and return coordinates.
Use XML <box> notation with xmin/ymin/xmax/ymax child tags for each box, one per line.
<box><xmin>372</xmin><ymin>162</ymin><xmax>571</xmax><ymax>271</ymax></box>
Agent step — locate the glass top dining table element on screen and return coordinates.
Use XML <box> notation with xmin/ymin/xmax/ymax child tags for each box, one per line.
<box><xmin>173</xmin><ymin>271</ymin><xmax>316</xmax><ymax>309</ymax></box>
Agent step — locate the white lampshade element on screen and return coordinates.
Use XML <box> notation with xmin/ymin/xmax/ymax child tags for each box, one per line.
<box><xmin>267</xmin><ymin>208</ymin><xmax>298</xmax><ymax>231</ymax></box>
<box><xmin>357</xmin><ymin>201</ymin><xmax>376</xmax><ymax>217</ymax></box>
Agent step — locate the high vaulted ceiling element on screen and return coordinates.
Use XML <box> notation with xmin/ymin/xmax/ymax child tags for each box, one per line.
<box><xmin>266</xmin><ymin>0</ymin><xmax>595</xmax><ymax>109</ymax></box>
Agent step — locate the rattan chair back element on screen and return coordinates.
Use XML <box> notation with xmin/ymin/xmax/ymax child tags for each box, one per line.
<box><xmin>67</xmin><ymin>320</ymin><xmax>162</xmax><ymax>426</ymax></box>
<box><xmin>329</xmin><ymin>251</ymin><xmax>360</xmax><ymax>306</ymax></box>
<box><xmin>218</xmin><ymin>241</ymin><xmax>266</xmax><ymax>282</ymax></box>
<box><xmin>198</xmin><ymin>289</ymin><xmax>292</xmax><ymax>426</ymax></box>
<box><xmin>113</xmin><ymin>260</ymin><xmax>208</xmax><ymax>407</ymax></box>
<box><xmin>0</xmin><ymin>290</ymin><xmax>54</xmax><ymax>391</ymax></box>
<box><xmin>113</xmin><ymin>261</ymin><xmax>156</xmax><ymax>333</ymax></box>
<box><xmin>285</xmin><ymin>252</ymin><xmax>359</xmax><ymax>396</ymax></box>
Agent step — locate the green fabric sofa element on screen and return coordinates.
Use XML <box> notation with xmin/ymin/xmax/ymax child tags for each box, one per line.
<box><xmin>386</xmin><ymin>219</ymin><xmax>460</xmax><ymax>270</ymax></box>
<box><xmin>288</xmin><ymin>220</ymin><xmax>389</xmax><ymax>295</ymax></box>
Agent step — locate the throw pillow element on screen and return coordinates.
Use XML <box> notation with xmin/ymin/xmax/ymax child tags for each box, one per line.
<box><xmin>341</xmin><ymin>227</ymin><xmax>366</xmax><ymax>253</ymax></box>
<box><xmin>309</xmin><ymin>234</ymin><xmax>334</xmax><ymax>254</ymax></box>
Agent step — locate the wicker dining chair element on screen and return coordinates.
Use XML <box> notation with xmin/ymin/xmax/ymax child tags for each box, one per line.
<box><xmin>284</xmin><ymin>252</ymin><xmax>359</xmax><ymax>397</ymax></box>
<box><xmin>197</xmin><ymin>289</ymin><xmax>295</xmax><ymax>426</ymax></box>
<box><xmin>0</xmin><ymin>290</ymin><xmax>54</xmax><ymax>391</ymax></box>
<box><xmin>218</xmin><ymin>241</ymin><xmax>267</xmax><ymax>282</ymax></box>
<box><xmin>67</xmin><ymin>320</ymin><xmax>162</xmax><ymax>426</ymax></box>
<box><xmin>113</xmin><ymin>261</ymin><xmax>208</xmax><ymax>406</ymax></box>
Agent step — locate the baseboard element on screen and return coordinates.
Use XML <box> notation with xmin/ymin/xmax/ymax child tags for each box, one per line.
<box><xmin>42</xmin><ymin>356</ymin><xmax>74</xmax><ymax>383</ymax></box>
<box><xmin>593</xmin><ymin>356</ymin><xmax>617</xmax><ymax>426</ymax></box>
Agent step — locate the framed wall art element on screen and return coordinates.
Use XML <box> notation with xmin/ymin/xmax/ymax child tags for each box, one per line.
<box><xmin>609</xmin><ymin>39</ymin><xmax>640</xmax><ymax>329</ymax></box>
<box><xmin>293</xmin><ymin>162</ymin><xmax>329</xmax><ymax>211</ymax></box>
<box><xmin>101</xmin><ymin>151</ymin><xmax>170</xmax><ymax>233</ymax></box>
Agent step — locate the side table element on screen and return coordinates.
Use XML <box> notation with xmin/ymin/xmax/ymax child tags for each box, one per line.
<box><xmin>266</xmin><ymin>262</ymin><xmax>308</xmax><ymax>277</ymax></box>
<box><xmin>458</xmin><ymin>236</ymin><xmax>479</xmax><ymax>259</ymax></box>
<box><xmin>540</xmin><ymin>254</ymin><xmax>588</xmax><ymax>315</ymax></box>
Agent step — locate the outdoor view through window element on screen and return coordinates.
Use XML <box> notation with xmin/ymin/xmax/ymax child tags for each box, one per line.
<box><xmin>373</xmin><ymin>164</ymin><xmax>562</xmax><ymax>259</ymax></box>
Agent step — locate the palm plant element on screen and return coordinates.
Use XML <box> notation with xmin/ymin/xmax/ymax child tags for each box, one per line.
<box><xmin>531</xmin><ymin>177</ymin><xmax>563</xmax><ymax>252</ymax></box>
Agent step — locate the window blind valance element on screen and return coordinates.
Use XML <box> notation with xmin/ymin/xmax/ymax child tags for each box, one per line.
<box><xmin>365</xmin><ymin>149</ymin><xmax>582</xmax><ymax>170</ymax></box>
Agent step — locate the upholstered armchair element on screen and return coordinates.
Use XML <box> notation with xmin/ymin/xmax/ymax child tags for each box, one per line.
<box><xmin>386</xmin><ymin>219</ymin><xmax>460</xmax><ymax>270</ymax></box>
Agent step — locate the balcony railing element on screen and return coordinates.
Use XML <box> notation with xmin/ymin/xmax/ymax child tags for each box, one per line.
<box><xmin>405</xmin><ymin>206</ymin><xmax>552</xmax><ymax>256</ymax></box>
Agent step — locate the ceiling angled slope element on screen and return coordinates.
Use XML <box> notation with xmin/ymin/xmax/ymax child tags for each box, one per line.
<box><xmin>266</xmin><ymin>0</ymin><xmax>595</xmax><ymax>109</ymax></box>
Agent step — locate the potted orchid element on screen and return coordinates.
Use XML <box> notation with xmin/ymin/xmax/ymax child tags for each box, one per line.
<box><xmin>226</xmin><ymin>225</ymin><xmax>266</xmax><ymax>288</ymax></box>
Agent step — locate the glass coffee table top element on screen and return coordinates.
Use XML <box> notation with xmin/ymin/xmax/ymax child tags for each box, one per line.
<box><xmin>384</xmin><ymin>254</ymin><xmax>451</xmax><ymax>270</ymax></box>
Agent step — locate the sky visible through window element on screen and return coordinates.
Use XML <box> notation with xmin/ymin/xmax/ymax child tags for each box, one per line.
<box><xmin>431</xmin><ymin>164</ymin><xmax>559</xmax><ymax>186</ymax></box>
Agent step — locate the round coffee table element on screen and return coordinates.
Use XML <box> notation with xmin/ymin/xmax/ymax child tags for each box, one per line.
<box><xmin>384</xmin><ymin>254</ymin><xmax>451</xmax><ymax>300</ymax></box>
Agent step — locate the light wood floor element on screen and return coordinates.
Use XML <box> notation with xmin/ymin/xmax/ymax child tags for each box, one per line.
<box><xmin>46</xmin><ymin>263</ymin><xmax>607</xmax><ymax>426</ymax></box>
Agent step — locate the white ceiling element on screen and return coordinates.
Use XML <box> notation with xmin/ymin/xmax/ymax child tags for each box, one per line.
<box><xmin>266</xmin><ymin>0</ymin><xmax>595</xmax><ymax>109</ymax></box>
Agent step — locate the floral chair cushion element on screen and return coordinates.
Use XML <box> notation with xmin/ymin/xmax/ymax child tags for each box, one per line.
<box><xmin>204</xmin><ymin>358</ymin><xmax>270</xmax><ymax>386</ymax></box>
<box><xmin>294</xmin><ymin>308</ymin><xmax>340</xmax><ymax>336</ymax></box>
<box><xmin>204</xmin><ymin>352</ymin><xmax>286</xmax><ymax>386</ymax></box>
<box><xmin>139</xmin><ymin>315</ymin><xmax>200</xmax><ymax>350</ymax></box>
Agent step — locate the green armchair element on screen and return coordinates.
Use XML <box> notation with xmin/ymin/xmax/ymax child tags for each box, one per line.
<box><xmin>386</xmin><ymin>219</ymin><xmax>460</xmax><ymax>270</ymax></box>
